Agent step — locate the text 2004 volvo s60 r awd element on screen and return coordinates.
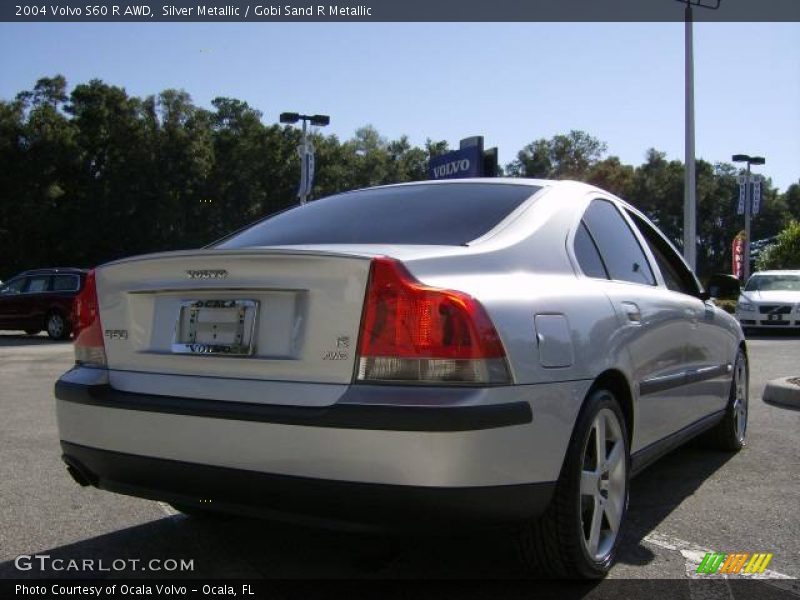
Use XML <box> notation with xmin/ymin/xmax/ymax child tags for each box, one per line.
<box><xmin>56</xmin><ymin>179</ymin><xmax>747</xmax><ymax>578</ymax></box>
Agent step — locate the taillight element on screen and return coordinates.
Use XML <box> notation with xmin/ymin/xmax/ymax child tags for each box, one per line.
<box><xmin>356</xmin><ymin>258</ymin><xmax>510</xmax><ymax>385</ymax></box>
<box><xmin>72</xmin><ymin>269</ymin><xmax>107</xmax><ymax>368</ymax></box>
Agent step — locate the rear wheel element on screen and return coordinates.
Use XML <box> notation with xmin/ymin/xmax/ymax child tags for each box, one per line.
<box><xmin>46</xmin><ymin>312</ymin><xmax>70</xmax><ymax>340</ymax></box>
<box><xmin>518</xmin><ymin>389</ymin><xmax>629</xmax><ymax>578</ymax></box>
<box><xmin>704</xmin><ymin>348</ymin><xmax>748</xmax><ymax>452</ymax></box>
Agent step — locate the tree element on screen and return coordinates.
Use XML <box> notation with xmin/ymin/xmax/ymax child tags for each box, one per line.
<box><xmin>506</xmin><ymin>130</ymin><xmax>607</xmax><ymax>179</ymax></box>
<box><xmin>9</xmin><ymin>76</ymin><xmax>79</xmax><ymax>271</ymax></box>
<box><xmin>756</xmin><ymin>221</ymin><xmax>800</xmax><ymax>271</ymax></box>
<box><xmin>784</xmin><ymin>181</ymin><xmax>800</xmax><ymax>223</ymax></box>
<box><xmin>586</xmin><ymin>156</ymin><xmax>634</xmax><ymax>200</ymax></box>
<box><xmin>66</xmin><ymin>79</ymin><xmax>154</xmax><ymax>263</ymax></box>
<box><xmin>1</xmin><ymin>76</ymin><xmax>797</xmax><ymax>282</ymax></box>
<box><xmin>627</xmin><ymin>149</ymin><xmax>684</xmax><ymax>249</ymax></box>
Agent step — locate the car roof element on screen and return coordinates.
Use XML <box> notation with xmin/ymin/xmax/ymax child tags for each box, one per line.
<box><xmin>342</xmin><ymin>177</ymin><xmax>631</xmax><ymax>208</ymax></box>
<box><xmin>346</xmin><ymin>177</ymin><xmax>568</xmax><ymax>193</ymax></box>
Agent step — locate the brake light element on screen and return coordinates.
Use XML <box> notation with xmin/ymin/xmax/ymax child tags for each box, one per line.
<box><xmin>356</xmin><ymin>258</ymin><xmax>510</xmax><ymax>385</ymax></box>
<box><xmin>72</xmin><ymin>269</ymin><xmax>107</xmax><ymax>368</ymax></box>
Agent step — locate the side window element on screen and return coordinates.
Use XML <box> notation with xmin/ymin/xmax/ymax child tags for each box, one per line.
<box><xmin>626</xmin><ymin>210</ymin><xmax>700</xmax><ymax>297</ymax></box>
<box><xmin>1</xmin><ymin>278</ymin><xmax>26</xmax><ymax>295</ymax></box>
<box><xmin>24</xmin><ymin>276</ymin><xmax>50</xmax><ymax>294</ymax></box>
<box><xmin>574</xmin><ymin>221</ymin><xmax>609</xmax><ymax>279</ymax></box>
<box><xmin>582</xmin><ymin>200</ymin><xmax>655</xmax><ymax>285</ymax></box>
<box><xmin>52</xmin><ymin>275</ymin><xmax>80</xmax><ymax>292</ymax></box>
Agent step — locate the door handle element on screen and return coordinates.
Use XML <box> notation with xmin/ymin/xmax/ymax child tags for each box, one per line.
<box><xmin>620</xmin><ymin>301</ymin><xmax>642</xmax><ymax>324</ymax></box>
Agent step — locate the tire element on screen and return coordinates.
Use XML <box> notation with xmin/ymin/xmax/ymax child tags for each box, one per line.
<box><xmin>517</xmin><ymin>389</ymin><xmax>629</xmax><ymax>579</ymax></box>
<box><xmin>24</xmin><ymin>329</ymin><xmax>41</xmax><ymax>335</ymax></box>
<box><xmin>703</xmin><ymin>348</ymin><xmax>748</xmax><ymax>452</ymax></box>
<box><xmin>46</xmin><ymin>312</ymin><xmax>70</xmax><ymax>340</ymax></box>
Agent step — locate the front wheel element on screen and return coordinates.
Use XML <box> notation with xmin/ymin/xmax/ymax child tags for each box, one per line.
<box><xmin>518</xmin><ymin>389</ymin><xmax>629</xmax><ymax>579</ymax></box>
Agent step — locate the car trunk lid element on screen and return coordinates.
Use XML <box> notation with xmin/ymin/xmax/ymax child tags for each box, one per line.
<box><xmin>94</xmin><ymin>249</ymin><xmax>372</xmax><ymax>405</ymax></box>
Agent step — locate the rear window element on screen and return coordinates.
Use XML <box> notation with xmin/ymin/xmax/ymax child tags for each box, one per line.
<box><xmin>216</xmin><ymin>183</ymin><xmax>540</xmax><ymax>248</ymax></box>
<box><xmin>53</xmin><ymin>274</ymin><xmax>81</xmax><ymax>292</ymax></box>
<box><xmin>25</xmin><ymin>276</ymin><xmax>50</xmax><ymax>293</ymax></box>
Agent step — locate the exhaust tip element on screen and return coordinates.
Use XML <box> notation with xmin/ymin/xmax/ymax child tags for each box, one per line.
<box><xmin>62</xmin><ymin>455</ymin><xmax>97</xmax><ymax>487</ymax></box>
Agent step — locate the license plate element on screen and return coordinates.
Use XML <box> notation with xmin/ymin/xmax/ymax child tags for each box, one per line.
<box><xmin>172</xmin><ymin>299</ymin><xmax>258</xmax><ymax>356</ymax></box>
<box><xmin>767</xmin><ymin>314</ymin><xmax>784</xmax><ymax>322</ymax></box>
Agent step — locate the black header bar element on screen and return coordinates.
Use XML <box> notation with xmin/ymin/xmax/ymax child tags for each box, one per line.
<box><xmin>4</xmin><ymin>0</ymin><xmax>800</xmax><ymax>23</ymax></box>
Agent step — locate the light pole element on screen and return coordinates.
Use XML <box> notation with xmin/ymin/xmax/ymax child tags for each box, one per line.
<box><xmin>732</xmin><ymin>154</ymin><xmax>766</xmax><ymax>282</ymax></box>
<box><xmin>279</xmin><ymin>112</ymin><xmax>330</xmax><ymax>205</ymax></box>
<box><xmin>674</xmin><ymin>0</ymin><xmax>721</xmax><ymax>271</ymax></box>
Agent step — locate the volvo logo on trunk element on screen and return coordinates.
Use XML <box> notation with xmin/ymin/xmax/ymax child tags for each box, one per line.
<box><xmin>186</xmin><ymin>269</ymin><xmax>228</xmax><ymax>280</ymax></box>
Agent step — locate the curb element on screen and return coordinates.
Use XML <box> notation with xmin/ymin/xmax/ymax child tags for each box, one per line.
<box><xmin>762</xmin><ymin>377</ymin><xmax>800</xmax><ymax>410</ymax></box>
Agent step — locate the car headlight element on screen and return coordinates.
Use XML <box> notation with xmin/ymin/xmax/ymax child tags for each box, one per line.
<box><xmin>737</xmin><ymin>299</ymin><xmax>755</xmax><ymax>312</ymax></box>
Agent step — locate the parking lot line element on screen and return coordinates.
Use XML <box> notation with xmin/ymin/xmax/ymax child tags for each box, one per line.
<box><xmin>157</xmin><ymin>501</ymin><xmax>179</xmax><ymax>517</ymax></box>
<box><xmin>644</xmin><ymin>530</ymin><xmax>800</xmax><ymax>596</ymax></box>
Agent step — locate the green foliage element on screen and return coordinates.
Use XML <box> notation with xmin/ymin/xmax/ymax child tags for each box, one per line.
<box><xmin>711</xmin><ymin>299</ymin><xmax>737</xmax><ymax>314</ymax></box>
<box><xmin>755</xmin><ymin>221</ymin><xmax>800</xmax><ymax>271</ymax></box>
<box><xmin>506</xmin><ymin>130</ymin><xmax>607</xmax><ymax>179</ymax></box>
<box><xmin>0</xmin><ymin>76</ymin><xmax>451</xmax><ymax>277</ymax></box>
<box><xmin>0</xmin><ymin>76</ymin><xmax>797</xmax><ymax>281</ymax></box>
<box><xmin>785</xmin><ymin>182</ymin><xmax>800</xmax><ymax>222</ymax></box>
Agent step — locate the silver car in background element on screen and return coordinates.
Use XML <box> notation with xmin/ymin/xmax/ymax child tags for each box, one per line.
<box><xmin>735</xmin><ymin>270</ymin><xmax>800</xmax><ymax>332</ymax></box>
<box><xmin>55</xmin><ymin>179</ymin><xmax>747</xmax><ymax>578</ymax></box>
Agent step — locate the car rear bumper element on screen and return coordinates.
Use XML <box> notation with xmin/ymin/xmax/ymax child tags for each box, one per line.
<box><xmin>54</xmin><ymin>379</ymin><xmax>533</xmax><ymax>432</ymax></box>
<box><xmin>60</xmin><ymin>440</ymin><xmax>555</xmax><ymax>532</ymax></box>
<box><xmin>55</xmin><ymin>370</ymin><xmax>588</xmax><ymax>528</ymax></box>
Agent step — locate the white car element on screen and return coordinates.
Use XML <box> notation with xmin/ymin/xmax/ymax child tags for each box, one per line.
<box><xmin>55</xmin><ymin>179</ymin><xmax>746</xmax><ymax>579</ymax></box>
<box><xmin>735</xmin><ymin>270</ymin><xmax>800</xmax><ymax>331</ymax></box>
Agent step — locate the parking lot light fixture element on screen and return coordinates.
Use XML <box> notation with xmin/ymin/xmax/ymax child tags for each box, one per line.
<box><xmin>280</xmin><ymin>112</ymin><xmax>330</xmax><ymax>205</ymax></box>
<box><xmin>732</xmin><ymin>153</ymin><xmax>766</xmax><ymax>281</ymax></box>
<box><xmin>674</xmin><ymin>0</ymin><xmax>723</xmax><ymax>271</ymax></box>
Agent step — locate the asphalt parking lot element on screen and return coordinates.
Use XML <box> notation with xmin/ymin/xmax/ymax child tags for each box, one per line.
<box><xmin>0</xmin><ymin>332</ymin><xmax>798</xmax><ymax>593</ymax></box>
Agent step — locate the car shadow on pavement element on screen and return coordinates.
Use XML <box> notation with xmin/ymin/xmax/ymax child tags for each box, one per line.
<box><xmin>0</xmin><ymin>443</ymin><xmax>734</xmax><ymax>585</ymax></box>
<box><xmin>744</xmin><ymin>329</ymin><xmax>800</xmax><ymax>341</ymax></box>
<box><xmin>0</xmin><ymin>511</ymin><xmax>528</xmax><ymax>579</ymax></box>
<box><xmin>616</xmin><ymin>440</ymin><xmax>735</xmax><ymax>568</ymax></box>
<box><xmin>0</xmin><ymin>333</ymin><xmax>69</xmax><ymax>346</ymax></box>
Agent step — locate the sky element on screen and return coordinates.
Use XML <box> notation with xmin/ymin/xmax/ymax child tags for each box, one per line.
<box><xmin>0</xmin><ymin>21</ymin><xmax>798</xmax><ymax>191</ymax></box>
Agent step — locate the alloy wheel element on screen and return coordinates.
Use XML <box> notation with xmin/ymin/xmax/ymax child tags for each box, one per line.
<box><xmin>579</xmin><ymin>407</ymin><xmax>626</xmax><ymax>562</ymax></box>
<box><xmin>732</xmin><ymin>356</ymin><xmax>748</xmax><ymax>443</ymax></box>
<box><xmin>48</xmin><ymin>314</ymin><xmax>64</xmax><ymax>339</ymax></box>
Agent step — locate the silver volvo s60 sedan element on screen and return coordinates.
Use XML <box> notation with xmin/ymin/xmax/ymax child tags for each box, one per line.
<box><xmin>55</xmin><ymin>179</ymin><xmax>747</xmax><ymax>578</ymax></box>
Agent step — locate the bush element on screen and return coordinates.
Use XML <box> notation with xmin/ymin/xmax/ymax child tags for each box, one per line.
<box><xmin>756</xmin><ymin>221</ymin><xmax>800</xmax><ymax>271</ymax></box>
<box><xmin>711</xmin><ymin>299</ymin><xmax>737</xmax><ymax>314</ymax></box>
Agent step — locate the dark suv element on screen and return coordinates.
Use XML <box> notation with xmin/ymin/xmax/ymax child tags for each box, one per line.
<box><xmin>0</xmin><ymin>268</ymin><xmax>88</xmax><ymax>339</ymax></box>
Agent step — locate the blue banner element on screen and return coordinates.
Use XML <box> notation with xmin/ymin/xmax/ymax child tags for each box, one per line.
<box><xmin>428</xmin><ymin>146</ymin><xmax>483</xmax><ymax>180</ymax></box>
